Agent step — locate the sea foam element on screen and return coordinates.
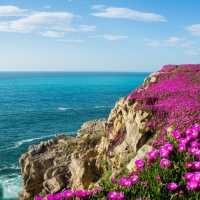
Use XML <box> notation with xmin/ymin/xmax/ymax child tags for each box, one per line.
<box><xmin>0</xmin><ymin>174</ymin><xmax>22</xmax><ymax>199</ymax></box>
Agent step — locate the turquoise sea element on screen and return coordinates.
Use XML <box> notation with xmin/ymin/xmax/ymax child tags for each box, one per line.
<box><xmin>0</xmin><ymin>72</ymin><xmax>151</xmax><ymax>200</ymax></box>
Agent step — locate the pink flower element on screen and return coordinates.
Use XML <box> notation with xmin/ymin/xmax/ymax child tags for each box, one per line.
<box><xmin>45</xmin><ymin>194</ymin><xmax>54</xmax><ymax>200</ymax></box>
<box><xmin>54</xmin><ymin>193</ymin><xmax>63</xmax><ymax>200</ymax></box>
<box><xmin>179</xmin><ymin>190</ymin><xmax>184</xmax><ymax>195</ymax></box>
<box><xmin>179</xmin><ymin>137</ymin><xmax>187</xmax><ymax>144</ymax></box>
<box><xmin>159</xmin><ymin>148</ymin><xmax>170</xmax><ymax>157</ymax></box>
<box><xmin>117</xmin><ymin>192</ymin><xmax>125</xmax><ymax>200</ymax></box>
<box><xmin>147</xmin><ymin>149</ymin><xmax>158</xmax><ymax>159</ymax></box>
<box><xmin>111</xmin><ymin>178</ymin><xmax>116</xmax><ymax>183</ymax></box>
<box><xmin>118</xmin><ymin>177</ymin><xmax>132</xmax><ymax>187</ymax></box>
<box><xmin>195</xmin><ymin>149</ymin><xmax>200</xmax><ymax>156</ymax></box>
<box><xmin>164</xmin><ymin>142</ymin><xmax>174</xmax><ymax>152</ymax></box>
<box><xmin>193</xmin><ymin>172</ymin><xmax>200</xmax><ymax>183</ymax></box>
<box><xmin>167</xmin><ymin>182</ymin><xmax>178</xmax><ymax>191</ymax></box>
<box><xmin>75</xmin><ymin>190</ymin><xmax>86</xmax><ymax>198</ymax></box>
<box><xmin>177</xmin><ymin>144</ymin><xmax>186</xmax><ymax>152</ymax></box>
<box><xmin>188</xmin><ymin>147</ymin><xmax>198</xmax><ymax>155</ymax></box>
<box><xmin>63</xmin><ymin>190</ymin><xmax>74</xmax><ymax>199</ymax></box>
<box><xmin>184</xmin><ymin>172</ymin><xmax>193</xmax><ymax>181</ymax></box>
<box><xmin>135</xmin><ymin>159</ymin><xmax>145</xmax><ymax>168</ymax></box>
<box><xmin>156</xmin><ymin>175</ymin><xmax>161</xmax><ymax>181</ymax></box>
<box><xmin>185</xmin><ymin>162</ymin><xmax>193</xmax><ymax>169</ymax></box>
<box><xmin>160</xmin><ymin>158</ymin><xmax>170</xmax><ymax>168</ymax></box>
<box><xmin>190</xmin><ymin>140</ymin><xmax>198</xmax><ymax>148</ymax></box>
<box><xmin>189</xmin><ymin>128</ymin><xmax>199</xmax><ymax>138</ymax></box>
<box><xmin>35</xmin><ymin>197</ymin><xmax>44</xmax><ymax>200</ymax></box>
<box><xmin>193</xmin><ymin>161</ymin><xmax>200</xmax><ymax>170</ymax></box>
<box><xmin>130</xmin><ymin>175</ymin><xmax>139</xmax><ymax>184</ymax></box>
<box><xmin>172</xmin><ymin>130</ymin><xmax>181</xmax><ymax>139</ymax></box>
<box><xmin>107</xmin><ymin>192</ymin><xmax>117</xmax><ymax>199</ymax></box>
<box><xmin>186</xmin><ymin>181</ymin><xmax>199</xmax><ymax>190</ymax></box>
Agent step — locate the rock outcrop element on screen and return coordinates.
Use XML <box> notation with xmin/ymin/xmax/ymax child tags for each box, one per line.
<box><xmin>19</xmin><ymin>64</ymin><xmax>200</xmax><ymax>199</ymax></box>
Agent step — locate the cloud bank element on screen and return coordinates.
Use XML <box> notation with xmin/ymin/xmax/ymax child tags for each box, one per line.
<box><xmin>91</xmin><ymin>6</ymin><xmax>166</xmax><ymax>22</ymax></box>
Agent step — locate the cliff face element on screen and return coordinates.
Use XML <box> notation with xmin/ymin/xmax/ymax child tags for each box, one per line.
<box><xmin>18</xmin><ymin>64</ymin><xmax>200</xmax><ymax>199</ymax></box>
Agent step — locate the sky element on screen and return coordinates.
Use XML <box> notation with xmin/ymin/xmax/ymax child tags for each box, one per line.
<box><xmin>0</xmin><ymin>0</ymin><xmax>200</xmax><ymax>72</ymax></box>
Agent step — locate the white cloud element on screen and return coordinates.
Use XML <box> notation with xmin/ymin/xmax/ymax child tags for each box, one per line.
<box><xmin>78</xmin><ymin>25</ymin><xmax>96</xmax><ymax>31</ymax></box>
<box><xmin>103</xmin><ymin>35</ymin><xmax>127</xmax><ymax>40</ymax></box>
<box><xmin>58</xmin><ymin>39</ymin><xmax>85</xmax><ymax>42</ymax></box>
<box><xmin>143</xmin><ymin>37</ymin><xmax>195</xmax><ymax>47</ymax></box>
<box><xmin>43</xmin><ymin>6</ymin><xmax>50</xmax><ymax>9</ymax></box>
<box><xmin>183</xmin><ymin>49</ymin><xmax>200</xmax><ymax>55</ymax></box>
<box><xmin>38</xmin><ymin>31</ymin><xmax>65</xmax><ymax>37</ymax></box>
<box><xmin>0</xmin><ymin>12</ymin><xmax>76</xmax><ymax>33</ymax></box>
<box><xmin>91</xmin><ymin>5</ymin><xmax>106</xmax><ymax>10</ymax></box>
<box><xmin>91</xmin><ymin>7</ymin><xmax>165</xmax><ymax>22</ymax></box>
<box><xmin>0</xmin><ymin>5</ymin><xmax>28</xmax><ymax>16</ymax></box>
<box><xmin>187</xmin><ymin>24</ymin><xmax>200</xmax><ymax>35</ymax></box>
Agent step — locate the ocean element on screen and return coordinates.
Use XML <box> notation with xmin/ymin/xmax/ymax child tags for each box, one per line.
<box><xmin>0</xmin><ymin>72</ymin><xmax>150</xmax><ymax>200</ymax></box>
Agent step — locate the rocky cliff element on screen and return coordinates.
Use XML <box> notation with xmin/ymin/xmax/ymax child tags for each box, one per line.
<box><xmin>18</xmin><ymin>64</ymin><xmax>200</xmax><ymax>199</ymax></box>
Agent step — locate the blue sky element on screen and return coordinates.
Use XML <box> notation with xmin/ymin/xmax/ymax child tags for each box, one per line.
<box><xmin>0</xmin><ymin>0</ymin><xmax>200</xmax><ymax>72</ymax></box>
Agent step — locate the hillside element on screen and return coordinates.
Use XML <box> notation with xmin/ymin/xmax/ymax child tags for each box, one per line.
<box><xmin>18</xmin><ymin>64</ymin><xmax>200</xmax><ymax>200</ymax></box>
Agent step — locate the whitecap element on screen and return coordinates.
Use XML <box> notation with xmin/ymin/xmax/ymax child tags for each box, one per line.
<box><xmin>0</xmin><ymin>174</ymin><xmax>22</xmax><ymax>199</ymax></box>
<box><xmin>93</xmin><ymin>106</ymin><xmax>113</xmax><ymax>108</ymax></box>
<box><xmin>0</xmin><ymin>134</ymin><xmax>54</xmax><ymax>152</ymax></box>
<box><xmin>0</xmin><ymin>164</ymin><xmax>20</xmax><ymax>172</ymax></box>
<box><xmin>58</xmin><ymin>107</ymin><xmax>73</xmax><ymax>111</ymax></box>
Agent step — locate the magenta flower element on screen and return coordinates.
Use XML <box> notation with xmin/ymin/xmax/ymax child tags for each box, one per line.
<box><xmin>189</xmin><ymin>128</ymin><xmax>199</xmax><ymax>138</ymax></box>
<box><xmin>160</xmin><ymin>158</ymin><xmax>170</xmax><ymax>168</ymax></box>
<box><xmin>91</xmin><ymin>187</ymin><xmax>101</xmax><ymax>194</ymax></box>
<box><xmin>135</xmin><ymin>159</ymin><xmax>145</xmax><ymax>168</ymax></box>
<box><xmin>117</xmin><ymin>192</ymin><xmax>125</xmax><ymax>200</ymax></box>
<box><xmin>35</xmin><ymin>197</ymin><xmax>44</xmax><ymax>200</ymax></box>
<box><xmin>186</xmin><ymin>181</ymin><xmax>199</xmax><ymax>190</ymax></box>
<box><xmin>179</xmin><ymin>137</ymin><xmax>187</xmax><ymax>144</ymax></box>
<box><xmin>85</xmin><ymin>190</ymin><xmax>91</xmax><ymax>196</ymax></box>
<box><xmin>164</xmin><ymin>142</ymin><xmax>174</xmax><ymax>152</ymax></box>
<box><xmin>159</xmin><ymin>148</ymin><xmax>170</xmax><ymax>157</ymax></box>
<box><xmin>195</xmin><ymin>149</ymin><xmax>200</xmax><ymax>156</ymax></box>
<box><xmin>172</xmin><ymin>130</ymin><xmax>181</xmax><ymax>139</ymax></box>
<box><xmin>167</xmin><ymin>182</ymin><xmax>178</xmax><ymax>191</ymax></box>
<box><xmin>111</xmin><ymin>178</ymin><xmax>116</xmax><ymax>183</ymax></box>
<box><xmin>179</xmin><ymin>190</ymin><xmax>184</xmax><ymax>195</ymax></box>
<box><xmin>130</xmin><ymin>175</ymin><xmax>139</xmax><ymax>183</ymax></box>
<box><xmin>184</xmin><ymin>172</ymin><xmax>193</xmax><ymax>181</ymax></box>
<box><xmin>190</xmin><ymin>140</ymin><xmax>198</xmax><ymax>148</ymax></box>
<box><xmin>177</xmin><ymin>144</ymin><xmax>186</xmax><ymax>152</ymax></box>
<box><xmin>185</xmin><ymin>135</ymin><xmax>192</xmax><ymax>143</ymax></box>
<box><xmin>118</xmin><ymin>177</ymin><xmax>132</xmax><ymax>187</ymax></box>
<box><xmin>54</xmin><ymin>193</ymin><xmax>63</xmax><ymax>200</ymax></box>
<box><xmin>63</xmin><ymin>190</ymin><xmax>74</xmax><ymax>199</ymax></box>
<box><xmin>188</xmin><ymin>147</ymin><xmax>198</xmax><ymax>155</ymax></box>
<box><xmin>193</xmin><ymin>172</ymin><xmax>200</xmax><ymax>183</ymax></box>
<box><xmin>45</xmin><ymin>194</ymin><xmax>54</xmax><ymax>200</ymax></box>
<box><xmin>185</xmin><ymin>162</ymin><xmax>193</xmax><ymax>169</ymax></box>
<box><xmin>75</xmin><ymin>190</ymin><xmax>86</xmax><ymax>198</ymax></box>
<box><xmin>107</xmin><ymin>192</ymin><xmax>118</xmax><ymax>199</ymax></box>
<box><xmin>156</xmin><ymin>175</ymin><xmax>161</xmax><ymax>181</ymax></box>
<box><xmin>147</xmin><ymin>149</ymin><xmax>158</xmax><ymax>159</ymax></box>
<box><xmin>193</xmin><ymin>161</ymin><xmax>200</xmax><ymax>170</ymax></box>
<box><xmin>141</xmin><ymin>181</ymin><xmax>147</xmax><ymax>186</ymax></box>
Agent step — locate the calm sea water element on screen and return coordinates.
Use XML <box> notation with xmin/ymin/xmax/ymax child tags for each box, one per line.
<box><xmin>0</xmin><ymin>72</ymin><xmax>150</xmax><ymax>200</ymax></box>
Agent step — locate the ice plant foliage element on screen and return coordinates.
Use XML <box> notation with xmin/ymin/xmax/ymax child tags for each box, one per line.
<box><xmin>128</xmin><ymin>64</ymin><xmax>200</xmax><ymax>147</ymax></box>
<box><xmin>35</xmin><ymin>124</ymin><xmax>200</xmax><ymax>199</ymax></box>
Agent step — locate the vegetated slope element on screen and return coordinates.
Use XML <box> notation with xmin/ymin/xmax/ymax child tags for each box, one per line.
<box><xmin>18</xmin><ymin>64</ymin><xmax>200</xmax><ymax>200</ymax></box>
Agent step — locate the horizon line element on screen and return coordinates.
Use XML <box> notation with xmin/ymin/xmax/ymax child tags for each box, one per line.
<box><xmin>0</xmin><ymin>70</ymin><xmax>153</xmax><ymax>73</ymax></box>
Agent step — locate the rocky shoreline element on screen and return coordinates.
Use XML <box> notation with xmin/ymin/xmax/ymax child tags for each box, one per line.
<box><xmin>18</xmin><ymin>64</ymin><xmax>200</xmax><ymax>199</ymax></box>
